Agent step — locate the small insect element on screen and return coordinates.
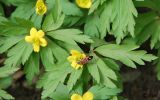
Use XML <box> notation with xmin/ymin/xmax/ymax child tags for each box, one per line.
<box><xmin>77</xmin><ymin>56</ymin><xmax>93</xmax><ymax>65</ymax></box>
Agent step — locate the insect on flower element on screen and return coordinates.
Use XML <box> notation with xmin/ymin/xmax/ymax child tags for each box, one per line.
<box><xmin>67</xmin><ymin>50</ymin><xmax>93</xmax><ymax>69</ymax></box>
<box><xmin>77</xmin><ymin>56</ymin><xmax>93</xmax><ymax>65</ymax></box>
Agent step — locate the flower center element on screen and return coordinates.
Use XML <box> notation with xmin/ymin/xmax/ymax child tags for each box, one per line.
<box><xmin>33</xmin><ymin>37</ymin><xmax>40</xmax><ymax>45</ymax></box>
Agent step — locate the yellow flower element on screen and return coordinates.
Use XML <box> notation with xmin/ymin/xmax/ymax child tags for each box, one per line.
<box><xmin>25</xmin><ymin>27</ymin><xmax>47</xmax><ymax>52</ymax></box>
<box><xmin>76</xmin><ymin>0</ymin><xmax>92</xmax><ymax>8</ymax></box>
<box><xmin>67</xmin><ymin>50</ymin><xmax>86</xmax><ymax>69</ymax></box>
<box><xmin>36</xmin><ymin>0</ymin><xmax>47</xmax><ymax>15</ymax></box>
<box><xmin>71</xmin><ymin>91</ymin><xmax>94</xmax><ymax>100</ymax></box>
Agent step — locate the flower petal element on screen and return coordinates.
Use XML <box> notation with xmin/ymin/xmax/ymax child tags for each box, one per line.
<box><xmin>40</xmin><ymin>38</ymin><xmax>47</xmax><ymax>47</ymax></box>
<box><xmin>36</xmin><ymin>0</ymin><xmax>47</xmax><ymax>15</ymax></box>
<box><xmin>67</xmin><ymin>56</ymin><xmax>76</xmax><ymax>62</ymax></box>
<box><xmin>76</xmin><ymin>0</ymin><xmax>92</xmax><ymax>8</ymax></box>
<box><xmin>38</xmin><ymin>30</ymin><xmax>45</xmax><ymax>38</ymax></box>
<box><xmin>82</xmin><ymin>91</ymin><xmax>94</xmax><ymax>100</ymax></box>
<box><xmin>71</xmin><ymin>94</ymin><xmax>83</xmax><ymax>100</ymax></box>
<box><xmin>25</xmin><ymin>36</ymin><xmax>33</xmax><ymax>43</ymax></box>
<box><xmin>30</xmin><ymin>27</ymin><xmax>37</xmax><ymax>37</ymax></box>
<box><xmin>71</xmin><ymin>61</ymin><xmax>83</xmax><ymax>70</ymax></box>
<box><xmin>71</xmin><ymin>50</ymin><xmax>81</xmax><ymax>56</ymax></box>
<box><xmin>33</xmin><ymin>43</ymin><xmax>40</xmax><ymax>52</ymax></box>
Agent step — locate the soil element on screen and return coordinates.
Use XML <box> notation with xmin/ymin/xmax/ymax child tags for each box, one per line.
<box><xmin>122</xmin><ymin>63</ymin><xmax>160</xmax><ymax>100</ymax></box>
<box><xmin>7</xmin><ymin>85</ymin><xmax>41</xmax><ymax>100</ymax></box>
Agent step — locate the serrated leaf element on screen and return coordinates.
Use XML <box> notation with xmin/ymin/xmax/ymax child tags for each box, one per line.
<box><xmin>4</xmin><ymin>40</ymin><xmax>26</xmax><ymax>67</ymax></box>
<box><xmin>0</xmin><ymin>89</ymin><xmax>14</xmax><ymax>100</ymax></box>
<box><xmin>0</xmin><ymin>18</ymin><xmax>33</xmax><ymax>36</ymax></box>
<box><xmin>42</xmin><ymin>0</ymin><xmax>65</xmax><ymax>32</ymax></box>
<box><xmin>87</xmin><ymin>63</ymin><xmax>100</xmax><ymax>83</ymax></box>
<box><xmin>89</xmin><ymin>85</ymin><xmax>121</xmax><ymax>99</ymax></box>
<box><xmin>112</xmin><ymin>0</ymin><xmax>138</xmax><ymax>43</ymax></box>
<box><xmin>67</xmin><ymin>69</ymin><xmax>83</xmax><ymax>91</ymax></box>
<box><xmin>24</xmin><ymin>53</ymin><xmax>39</xmax><ymax>83</ymax></box>
<box><xmin>95</xmin><ymin>44</ymin><xmax>157</xmax><ymax>68</ymax></box>
<box><xmin>0</xmin><ymin>36</ymin><xmax>23</xmax><ymax>53</ymax></box>
<box><xmin>0</xmin><ymin>66</ymin><xmax>19</xmax><ymax>78</ymax></box>
<box><xmin>61</xmin><ymin>0</ymin><xmax>83</xmax><ymax>16</ymax></box>
<box><xmin>37</xmin><ymin>62</ymin><xmax>72</xmax><ymax>99</ymax></box>
<box><xmin>47</xmin><ymin>29</ymin><xmax>93</xmax><ymax>45</ymax></box>
<box><xmin>49</xmin><ymin>84</ymin><xmax>70</xmax><ymax>100</ymax></box>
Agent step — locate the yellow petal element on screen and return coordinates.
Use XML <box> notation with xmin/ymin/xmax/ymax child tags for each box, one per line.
<box><xmin>71</xmin><ymin>50</ymin><xmax>81</xmax><ymax>56</ymax></box>
<box><xmin>40</xmin><ymin>38</ymin><xmax>47</xmax><ymax>47</ymax></box>
<box><xmin>67</xmin><ymin>56</ymin><xmax>76</xmax><ymax>62</ymax></box>
<box><xmin>25</xmin><ymin>36</ymin><xmax>33</xmax><ymax>43</ymax></box>
<box><xmin>71</xmin><ymin>61</ymin><xmax>78</xmax><ymax>69</ymax></box>
<box><xmin>36</xmin><ymin>0</ymin><xmax>47</xmax><ymax>15</ymax></box>
<box><xmin>76</xmin><ymin>0</ymin><xmax>92</xmax><ymax>8</ymax></box>
<box><xmin>82</xmin><ymin>91</ymin><xmax>94</xmax><ymax>100</ymax></box>
<box><xmin>33</xmin><ymin>43</ymin><xmax>40</xmax><ymax>52</ymax></box>
<box><xmin>37</xmin><ymin>30</ymin><xmax>45</xmax><ymax>37</ymax></box>
<box><xmin>71</xmin><ymin>94</ymin><xmax>83</xmax><ymax>100</ymax></box>
<box><xmin>30</xmin><ymin>27</ymin><xmax>37</xmax><ymax>37</ymax></box>
<box><xmin>81</xmin><ymin>54</ymin><xmax>86</xmax><ymax>58</ymax></box>
<box><xmin>36</xmin><ymin>6</ymin><xmax>47</xmax><ymax>15</ymax></box>
<box><xmin>71</xmin><ymin>61</ymin><xmax>83</xmax><ymax>70</ymax></box>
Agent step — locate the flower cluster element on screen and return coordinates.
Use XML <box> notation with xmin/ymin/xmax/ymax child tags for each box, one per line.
<box><xmin>71</xmin><ymin>91</ymin><xmax>94</xmax><ymax>100</ymax></box>
<box><xmin>25</xmin><ymin>27</ymin><xmax>47</xmax><ymax>52</ymax></box>
<box><xmin>67</xmin><ymin>50</ymin><xmax>87</xmax><ymax>69</ymax></box>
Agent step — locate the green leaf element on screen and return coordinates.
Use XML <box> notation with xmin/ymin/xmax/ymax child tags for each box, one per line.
<box><xmin>88</xmin><ymin>0</ymin><xmax>100</xmax><ymax>14</ymax></box>
<box><xmin>95</xmin><ymin>44</ymin><xmax>157</xmax><ymax>68</ymax></box>
<box><xmin>0</xmin><ymin>4</ymin><xmax>4</xmax><ymax>16</ymax></box>
<box><xmin>0</xmin><ymin>36</ymin><xmax>23</xmax><ymax>53</ymax></box>
<box><xmin>156</xmin><ymin>49</ymin><xmax>160</xmax><ymax>80</ymax></box>
<box><xmin>40</xmin><ymin>45</ymin><xmax>55</xmax><ymax>69</ymax></box>
<box><xmin>37</xmin><ymin>62</ymin><xmax>72</xmax><ymax>99</ymax></box>
<box><xmin>67</xmin><ymin>69</ymin><xmax>83</xmax><ymax>91</ymax></box>
<box><xmin>89</xmin><ymin>85</ymin><xmax>121</xmax><ymax>99</ymax></box>
<box><xmin>0</xmin><ymin>89</ymin><xmax>14</xmax><ymax>100</ymax></box>
<box><xmin>97</xmin><ymin>58</ymin><xmax>117</xmax><ymax>88</ymax></box>
<box><xmin>49</xmin><ymin>84</ymin><xmax>70</xmax><ymax>100</ymax></box>
<box><xmin>42</xmin><ymin>0</ymin><xmax>65</xmax><ymax>32</ymax></box>
<box><xmin>48</xmin><ymin>39</ymin><xmax>69</xmax><ymax>63</ymax></box>
<box><xmin>42</xmin><ymin>13</ymin><xmax>65</xmax><ymax>32</ymax></box>
<box><xmin>11</xmin><ymin>1</ymin><xmax>35</xmax><ymax>19</ymax></box>
<box><xmin>0</xmin><ymin>77</ymin><xmax>12</xmax><ymax>89</ymax></box>
<box><xmin>47</xmin><ymin>29</ymin><xmax>93</xmax><ymax>45</ymax></box>
<box><xmin>111</xmin><ymin>0</ymin><xmax>138</xmax><ymax>43</ymax></box>
<box><xmin>0</xmin><ymin>18</ymin><xmax>33</xmax><ymax>36</ymax></box>
<box><xmin>103</xmin><ymin>58</ymin><xmax>120</xmax><ymax>71</ymax></box>
<box><xmin>61</xmin><ymin>0</ymin><xmax>83</xmax><ymax>16</ymax></box>
<box><xmin>84</xmin><ymin>15</ymin><xmax>100</xmax><ymax>38</ymax></box>
<box><xmin>0</xmin><ymin>66</ymin><xmax>19</xmax><ymax>78</ymax></box>
<box><xmin>87</xmin><ymin>62</ymin><xmax>100</xmax><ymax>83</ymax></box>
<box><xmin>85</xmin><ymin>0</ymin><xmax>138</xmax><ymax>43</ymax></box>
<box><xmin>4</xmin><ymin>40</ymin><xmax>32</xmax><ymax>67</ymax></box>
<box><xmin>134</xmin><ymin>12</ymin><xmax>160</xmax><ymax>49</ymax></box>
<box><xmin>24</xmin><ymin>53</ymin><xmax>39</xmax><ymax>83</ymax></box>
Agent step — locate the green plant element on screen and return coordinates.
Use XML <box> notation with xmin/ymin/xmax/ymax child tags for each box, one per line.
<box><xmin>0</xmin><ymin>0</ymin><xmax>158</xmax><ymax>100</ymax></box>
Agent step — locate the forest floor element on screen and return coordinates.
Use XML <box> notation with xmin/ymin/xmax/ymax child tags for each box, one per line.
<box><xmin>122</xmin><ymin>63</ymin><xmax>160</xmax><ymax>100</ymax></box>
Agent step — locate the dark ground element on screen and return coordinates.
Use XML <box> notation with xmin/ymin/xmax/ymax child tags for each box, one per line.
<box><xmin>122</xmin><ymin>64</ymin><xmax>160</xmax><ymax>100</ymax></box>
